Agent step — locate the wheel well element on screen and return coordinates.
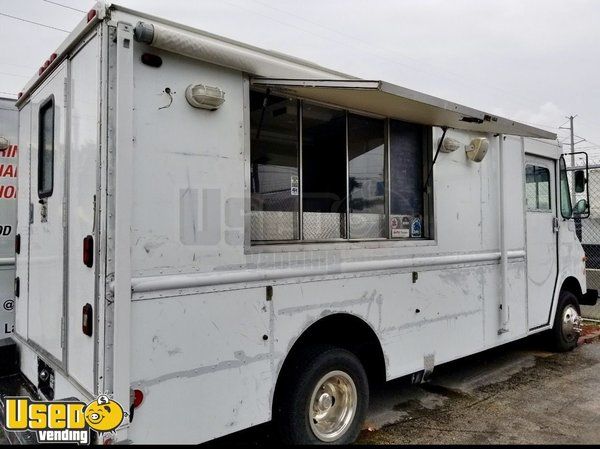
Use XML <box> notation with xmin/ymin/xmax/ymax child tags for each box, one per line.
<box><xmin>561</xmin><ymin>276</ymin><xmax>582</xmax><ymax>299</ymax></box>
<box><xmin>274</xmin><ymin>314</ymin><xmax>387</xmax><ymax>398</ymax></box>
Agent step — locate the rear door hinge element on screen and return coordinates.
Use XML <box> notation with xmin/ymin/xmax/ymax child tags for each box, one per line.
<box><xmin>553</xmin><ymin>216</ymin><xmax>560</xmax><ymax>233</ymax></box>
<box><xmin>63</xmin><ymin>77</ymin><xmax>69</xmax><ymax>106</ymax></box>
<box><xmin>62</xmin><ymin>197</ymin><xmax>68</xmax><ymax>228</ymax></box>
<box><xmin>60</xmin><ymin>317</ymin><xmax>65</xmax><ymax>348</ymax></box>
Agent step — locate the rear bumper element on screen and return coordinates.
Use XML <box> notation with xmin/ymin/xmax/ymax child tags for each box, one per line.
<box><xmin>581</xmin><ymin>289</ymin><xmax>598</xmax><ymax>306</ymax></box>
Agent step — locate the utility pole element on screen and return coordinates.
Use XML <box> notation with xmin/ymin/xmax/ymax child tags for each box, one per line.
<box><xmin>569</xmin><ymin>115</ymin><xmax>576</xmax><ymax>168</ymax></box>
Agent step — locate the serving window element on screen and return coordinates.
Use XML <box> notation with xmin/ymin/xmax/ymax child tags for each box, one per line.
<box><xmin>249</xmin><ymin>88</ymin><xmax>432</xmax><ymax>244</ymax></box>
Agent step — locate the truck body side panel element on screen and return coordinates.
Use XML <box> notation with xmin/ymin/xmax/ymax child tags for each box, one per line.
<box><xmin>66</xmin><ymin>31</ymin><xmax>101</xmax><ymax>394</ymax></box>
<box><xmin>120</xmin><ymin>18</ymin><xmax>531</xmax><ymax>442</ymax></box>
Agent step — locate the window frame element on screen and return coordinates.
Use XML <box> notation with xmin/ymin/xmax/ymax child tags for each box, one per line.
<box><xmin>559</xmin><ymin>156</ymin><xmax>573</xmax><ymax>219</ymax></box>
<box><xmin>38</xmin><ymin>95</ymin><xmax>55</xmax><ymax>199</ymax></box>
<box><xmin>525</xmin><ymin>163</ymin><xmax>552</xmax><ymax>213</ymax></box>
<box><xmin>248</xmin><ymin>86</ymin><xmax>435</xmax><ymax>246</ymax></box>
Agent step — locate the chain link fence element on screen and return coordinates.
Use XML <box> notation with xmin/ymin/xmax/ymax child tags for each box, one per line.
<box><xmin>565</xmin><ymin>153</ymin><xmax>600</xmax><ymax>318</ymax></box>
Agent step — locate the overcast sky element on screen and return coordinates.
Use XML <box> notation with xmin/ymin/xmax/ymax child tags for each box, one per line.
<box><xmin>1</xmin><ymin>0</ymin><xmax>599</xmax><ymax>157</ymax></box>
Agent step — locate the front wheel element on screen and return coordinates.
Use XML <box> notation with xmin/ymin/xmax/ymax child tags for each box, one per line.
<box><xmin>550</xmin><ymin>290</ymin><xmax>582</xmax><ymax>352</ymax></box>
<box><xmin>274</xmin><ymin>345</ymin><xmax>369</xmax><ymax>445</ymax></box>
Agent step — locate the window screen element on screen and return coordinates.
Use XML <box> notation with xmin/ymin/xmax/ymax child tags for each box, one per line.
<box><xmin>250</xmin><ymin>91</ymin><xmax>300</xmax><ymax>241</ymax></box>
<box><xmin>38</xmin><ymin>96</ymin><xmax>55</xmax><ymax>198</ymax></box>
<box><xmin>389</xmin><ymin>120</ymin><xmax>426</xmax><ymax>238</ymax></box>
<box><xmin>525</xmin><ymin>164</ymin><xmax>551</xmax><ymax>211</ymax></box>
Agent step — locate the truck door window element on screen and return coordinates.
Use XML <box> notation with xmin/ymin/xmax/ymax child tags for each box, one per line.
<box><xmin>559</xmin><ymin>157</ymin><xmax>573</xmax><ymax>218</ymax></box>
<box><xmin>525</xmin><ymin>164</ymin><xmax>551</xmax><ymax>211</ymax></box>
<box><xmin>38</xmin><ymin>96</ymin><xmax>55</xmax><ymax>198</ymax></box>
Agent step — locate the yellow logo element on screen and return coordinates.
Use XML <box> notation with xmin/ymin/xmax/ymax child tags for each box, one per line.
<box><xmin>4</xmin><ymin>394</ymin><xmax>125</xmax><ymax>444</ymax></box>
<box><xmin>84</xmin><ymin>395</ymin><xmax>124</xmax><ymax>433</ymax></box>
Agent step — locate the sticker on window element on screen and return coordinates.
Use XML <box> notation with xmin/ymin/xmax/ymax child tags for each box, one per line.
<box><xmin>290</xmin><ymin>175</ymin><xmax>299</xmax><ymax>196</ymax></box>
<box><xmin>410</xmin><ymin>216</ymin><xmax>422</xmax><ymax>238</ymax></box>
<box><xmin>391</xmin><ymin>215</ymin><xmax>411</xmax><ymax>238</ymax></box>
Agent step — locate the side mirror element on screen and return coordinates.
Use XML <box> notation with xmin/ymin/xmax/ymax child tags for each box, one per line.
<box><xmin>574</xmin><ymin>198</ymin><xmax>589</xmax><ymax>215</ymax></box>
<box><xmin>575</xmin><ymin>170</ymin><xmax>586</xmax><ymax>193</ymax></box>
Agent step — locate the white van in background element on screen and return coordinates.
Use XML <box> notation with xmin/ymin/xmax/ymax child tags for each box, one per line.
<box><xmin>0</xmin><ymin>96</ymin><xmax>17</xmax><ymax>370</ymax></box>
<box><xmin>5</xmin><ymin>2</ymin><xmax>598</xmax><ymax>444</ymax></box>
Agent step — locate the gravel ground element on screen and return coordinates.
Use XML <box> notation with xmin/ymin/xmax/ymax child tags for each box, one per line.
<box><xmin>359</xmin><ymin>334</ymin><xmax>600</xmax><ymax>444</ymax></box>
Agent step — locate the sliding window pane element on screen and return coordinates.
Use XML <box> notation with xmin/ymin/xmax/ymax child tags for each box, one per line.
<box><xmin>302</xmin><ymin>103</ymin><xmax>347</xmax><ymax>240</ymax></box>
<box><xmin>389</xmin><ymin>120</ymin><xmax>426</xmax><ymax>238</ymax></box>
<box><xmin>250</xmin><ymin>90</ymin><xmax>299</xmax><ymax>241</ymax></box>
<box><xmin>348</xmin><ymin>114</ymin><xmax>385</xmax><ymax>238</ymax></box>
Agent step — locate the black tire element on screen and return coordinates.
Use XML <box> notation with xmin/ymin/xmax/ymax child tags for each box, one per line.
<box><xmin>274</xmin><ymin>345</ymin><xmax>369</xmax><ymax>445</ymax></box>
<box><xmin>550</xmin><ymin>290</ymin><xmax>582</xmax><ymax>352</ymax></box>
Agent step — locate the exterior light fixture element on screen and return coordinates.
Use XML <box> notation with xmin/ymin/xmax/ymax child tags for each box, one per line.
<box><xmin>466</xmin><ymin>137</ymin><xmax>489</xmax><ymax>162</ymax></box>
<box><xmin>185</xmin><ymin>84</ymin><xmax>225</xmax><ymax>110</ymax></box>
<box><xmin>440</xmin><ymin>137</ymin><xmax>461</xmax><ymax>153</ymax></box>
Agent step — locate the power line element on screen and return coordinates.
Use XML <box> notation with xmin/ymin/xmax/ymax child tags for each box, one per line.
<box><xmin>0</xmin><ymin>71</ymin><xmax>29</xmax><ymax>78</ymax></box>
<box><xmin>42</xmin><ymin>0</ymin><xmax>86</xmax><ymax>13</ymax></box>
<box><xmin>0</xmin><ymin>62</ymin><xmax>37</xmax><ymax>71</ymax></box>
<box><xmin>244</xmin><ymin>0</ymin><xmax>548</xmax><ymax>113</ymax></box>
<box><xmin>0</xmin><ymin>11</ymin><xmax>69</xmax><ymax>32</ymax></box>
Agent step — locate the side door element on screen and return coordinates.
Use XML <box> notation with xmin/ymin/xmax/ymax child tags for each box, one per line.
<box><xmin>525</xmin><ymin>155</ymin><xmax>558</xmax><ymax>329</ymax></box>
<box><xmin>27</xmin><ymin>60</ymin><xmax>68</xmax><ymax>364</ymax></box>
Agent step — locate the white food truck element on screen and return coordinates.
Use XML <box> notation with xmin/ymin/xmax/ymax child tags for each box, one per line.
<box><xmin>0</xmin><ymin>96</ymin><xmax>18</xmax><ymax>371</ymax></box>
<box><xmin>6</xmin><ymin>1</ymin><xmax>597</xmax><ymax>444</ymax></box>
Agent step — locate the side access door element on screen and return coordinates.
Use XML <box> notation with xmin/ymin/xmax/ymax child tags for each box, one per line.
<box><xmin>525</xmin><ymin>155</ymin><xmax>558</xmax><ymax>329</ymax></box>
<box><xmin>27</xmin><ymin>60</ymin><xmax>68</xmax><ymax>365</ymax></box>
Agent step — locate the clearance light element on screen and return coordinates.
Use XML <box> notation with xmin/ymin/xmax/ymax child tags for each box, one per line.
<box><xmin>87</xmin><ymin>8</ymin><xmax>97</xmax><ymax>22</ymax></box>
<box><xmin>17</xmin><ymin>92</ymin><xmax>23</xmax><ymax>99</ymax></box>
<box><xmin>133</xmin><ymin>389</ymin><xmax>144</xmax><ymax>408</ymax></box>
<box><xmin>83</xmin><ymin>235</ymin><xmax>94</xmax><ymax>267</ymax></box>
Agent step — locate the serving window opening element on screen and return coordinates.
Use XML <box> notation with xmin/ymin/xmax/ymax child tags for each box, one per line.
<box><xmin>249</xmin><ymin>88</ymin><xmax>433</xmax><ymax>244</ymax></box>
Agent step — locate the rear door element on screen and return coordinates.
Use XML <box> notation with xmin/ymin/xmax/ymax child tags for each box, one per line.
<box><xmin>525</xmin><ymin>155</ymin><xmax>558</xmax><ymax>329</ymax></box>
<box><xmin>27</xmin><ymin>60</ymin><xmax>68</xmax><ymax>364</ymax></box>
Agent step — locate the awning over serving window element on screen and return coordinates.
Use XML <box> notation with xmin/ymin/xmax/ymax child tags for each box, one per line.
<box><xmin>250</xmin><ymin>78</ymin><xmax>556</xmax><ymax>140</ymax></box>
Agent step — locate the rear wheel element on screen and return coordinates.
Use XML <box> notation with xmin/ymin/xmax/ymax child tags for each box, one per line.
<box><xmin>274</xmin><ymin>345</ymin><xmax>369</xmax><ymax>445</ymax></box>
<box><xmin>551</xmin><ymin>290</ymin><xmax>582</xmax><ymax>352</ymax></box>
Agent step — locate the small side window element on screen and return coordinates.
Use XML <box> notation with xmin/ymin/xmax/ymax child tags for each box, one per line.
<box><xmin>525</xmin><ymin>164</ymin><xmax>551</xmax><ymax>211</ymax></box>
<box><xmin>559</xmin><ymin>157</ymin><xmax>573</xmax><ymax>219</ymax></box>
<box><xmin>38</xmin><ymin>96</ymin><xmax>54</xmax><ymax>198</ymax></box>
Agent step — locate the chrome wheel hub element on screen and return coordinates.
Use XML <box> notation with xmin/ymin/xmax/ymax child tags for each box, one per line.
<box><xmin>309</xmin><ymin>370</ymin><xmax>357</xmax><ymax>442</ymax></box>
<box><xmin>562</xmin><ymin>305</ymin><xmax>582</xmax><ymax>343</ymax></box>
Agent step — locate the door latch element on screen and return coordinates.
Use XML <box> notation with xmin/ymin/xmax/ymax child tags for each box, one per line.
<box><xmin>553</xmin><ymin>216</ymin><xmax>560</xmax><ymax>233</ymax></box>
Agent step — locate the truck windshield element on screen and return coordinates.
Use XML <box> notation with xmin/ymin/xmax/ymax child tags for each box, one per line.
<box><xmin>559</xmin><ymin>156</ymin><xmax>573</xmax><ymax>219</ymax></box>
